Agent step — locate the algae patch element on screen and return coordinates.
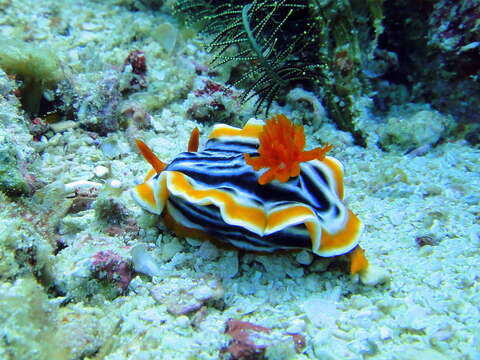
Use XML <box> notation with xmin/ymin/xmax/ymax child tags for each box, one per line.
<box><xmin>0</xmin><ymin>40</ymin><xmax>63</xmax><ymax>116</ymax></box>
<box><xmin>0</xmin><ymin>143</ymin><xmax>31</xmax><ymax>196</ymax></box>
<box><xmin>0</xmin><ymin>278</ymin><xmax>70</xmax><ymax>360</ymax></box>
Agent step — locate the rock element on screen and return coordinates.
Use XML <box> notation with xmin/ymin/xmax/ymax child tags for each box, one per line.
<box><xmin>295</xmin><ymin>250</ymin><xmax>313</xmax><ymax>265</ymax></box>
<box><xmin>93</xmin><ymin>197</ymin><xmax>130</xmax><ymax>226</ymax></box>
<box><xmin>64</xmin><ymin>180</ymin><xmax>102</xmax><ymax>194</ymax></box>
<box><xmin>286</xmin><ymin>88</ymin><xmax>328</xmax><ymax>129</ymax></box>
<box><xmin>50</xmin><ymin>120</ymin><xmax>78</xmax><ymax>133</ymax></box>
<box><xmin>0</xmin><ymin>143</ymin><xmax>31</xmax><ymax>195</ymax></box>
<box><xmin>217</xmin><ymin>251</ymin><xmax>239</xmax><ymax>279</ymax></box>
<box><xmin>155</xmin><ymin>23</ymin><xmax>178</xmax><ymax>54</ymax></box>
<box><xmin>196</xmin><ymin>241</ymin><xmax>220</xmax><ymax>261</ymax></box>
<box><xmin>303</xmin><ymin>298</ymin><xmax>340</xmax><ymax>327</ymax></box>
<box><xmin>57</xmin><ymin>304</ymin><xmax>110</xmax><ymax>359</ymax></box>
<box><xmin>91</xmin><ymin>250</ymin><xmax>133</xmax><ymax>291</ymax></box>
<box><xmin>0</xmin><ymin>279</ymin><xmax>69</xmax><ymax>359</ymax></box>
<box><xmin>150</xmin><ymin>276</ymin><xmax>224</xmax><ymax>315</ymax></box>
<box><xmin>161</xmin><ymin>237</ymin><xmax>184</xmax><ymax>261</ymax></box>
<box><xmin>378</xmin><ymin>106</ymin><xmax>453</xmax><ymax>151</ymax></box>
<box><xmin>360</xmin><ymin>264</ymin><xmax>390</xmax><ymax>286</ymax></box>
<box><xmin>131</xmin><ymin>244</ymin><xmax>161</xmax><ymax>277</ymax></box>
<box><xmin>286</xmin><ymin>319</ymin><xmax>306</xmax><ymax>335</ymax></box>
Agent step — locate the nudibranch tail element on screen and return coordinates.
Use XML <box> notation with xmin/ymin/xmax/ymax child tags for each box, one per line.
<box><xmin>135</xmin><ymin>139</ymin><xmax>166</xmax><ymax>173</ymax></box>
<box><xmin>350</xmin><ymin>245</ymin><xmax>369</xmax><ymax>275</ymax></box>
<box><xmin>244</xmin><ymin>114</ymin><xmax>333</xmax><ymax>185</ymax></box>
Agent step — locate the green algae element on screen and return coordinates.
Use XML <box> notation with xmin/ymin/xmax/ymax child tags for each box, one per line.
<box><xmin>0</xmin><ymin>278</ymin><xmax>70</xmax><ymax>360</ymax></box>
<box><xmin>0</xmin><ymin>143</ymin><xmax>30</xmax><ymax>196</ymax></box>
<box><xmin>0</xmin><ymin>193</ymin><xmax>55</xmax><ymax>282</ymax></box>
<box><xmin>309</xmin><ymin>0</ymin><xmax>384</xmax><ymax>145</ymax></box>
<box><xmin>94</xmin><ymin>197</ymin><xmax>131</xmax><ymax>226</ymax></box>
<box><xmin>0</xmin><ymin>40</ymin><xmax>64</xmax><ymax>116</ymax></box>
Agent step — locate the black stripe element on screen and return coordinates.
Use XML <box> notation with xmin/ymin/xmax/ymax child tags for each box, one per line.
<box><xmin>205</xmin><ymin>139</ymin><xmax>258</xmax><ymax>153</ymax></box>
<box><xmin>298</xmin><ymin>164</ymin><xmax>330</xmax><ymax>212</ymax></box>
<box><xmin>168</xmin><ymin>195</ymin><xmax>312</xmax><ymax>251</ymax></box>
<box><xmin>168</xmin><ymin>196</ymin><xmax>272</xmax><ymax>247</ymax></box>
<box><xmin>168</xmin><ymin>152</ymin><xmax>314</xmax><ymax>202</ymax></box>
<box><xmin>163</xmin><ymin>147</ymin><xmax>338</xmax><ymax>228</ymax></box>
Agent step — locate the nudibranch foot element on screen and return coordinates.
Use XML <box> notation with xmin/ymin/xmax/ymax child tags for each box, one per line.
<box><xmin>131</xmin><ymin>115</ymin><xmax>368</xmax><ymax>275</ymax></box>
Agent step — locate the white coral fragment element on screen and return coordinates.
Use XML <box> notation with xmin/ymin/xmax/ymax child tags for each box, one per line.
<box><xmin>359</xmin><ymin>264</ymin><xmax>390</xmax><ymax>286</ymax></box>
<box><xmin>131</xmin><ymin>244</ymin><xmax>161</xmax><ymax>277</ymax></box>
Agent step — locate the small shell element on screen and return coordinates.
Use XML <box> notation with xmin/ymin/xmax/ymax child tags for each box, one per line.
<box><xmin>64</xmin><ymin>180</ymin><xmax>102</xmax><ymax>194</ymax></box>
<box><xmin>131</xmin><ymin>244</ymin><xmax>161</xmax><ymax>277</ymax></box>
<box><xmin>109</xmin><ymin>179</ymin><xmax>122</xmax><ymax>189</ymax></box>
<box><xmin>93</xmin><ymin>165</ymin><xmax>109</xmax><ymax>178</ymax></box>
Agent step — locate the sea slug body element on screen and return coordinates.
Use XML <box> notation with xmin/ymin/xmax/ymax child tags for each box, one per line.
<box><xmin>131</xmin><ymin>115</ymin><xmax>368</xmax><ymax>274</ymax></box>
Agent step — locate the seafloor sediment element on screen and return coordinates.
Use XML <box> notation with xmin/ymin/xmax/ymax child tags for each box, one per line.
<box><xmin>0</xmin><ymin>1</ymin><xmax>479</xmax><ymax>359</ymax></box>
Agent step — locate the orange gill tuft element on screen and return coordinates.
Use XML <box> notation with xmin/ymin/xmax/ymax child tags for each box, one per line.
<box><xmin>244</xmin><ymin>114</ymin><xmax>333</xmax><ymax>185</ymax></box>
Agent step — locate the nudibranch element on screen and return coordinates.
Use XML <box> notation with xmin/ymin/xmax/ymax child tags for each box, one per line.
<box><xmin>131</xmin><ymin>114</ymin><xmax>368</xmax><ymax>275</ymax></box>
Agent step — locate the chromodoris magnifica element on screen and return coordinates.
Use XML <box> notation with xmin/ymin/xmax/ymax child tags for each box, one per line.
<box><xmin>131</xmin><ymin>114</ymin><xmax>368</xmax><ymax>274</ymax></box>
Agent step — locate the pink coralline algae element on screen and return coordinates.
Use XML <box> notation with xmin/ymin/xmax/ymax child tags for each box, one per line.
<box><xmin>124</xmin><ymin>50</ymin><xmax>147</xmax><ymax>75</ymax></box>
<box><xmin>220</xmin><ymin>319</ymin><xmax>307</xmax><ymax>359</ymax></box>
<box><xmin>221</xmin><ymin>320</ymin><xmax>271</xmax><ymax>360</ymax></box>
<box><xmin>91</xmin><ymin>250</ymin><xmax>133</xmax><ymax>291</ymax></box>
<box><xmin>122</xmin><ymin>50</ymin><xmax>147</xmax><ymax>91</ymax></box>
<box><xmin>194</xmin><ymin>79</ymin><xmax>232</xmax><ymax>97</ymax></box>
<box><xmin>188</xmin><ymin>79</ymin><xmax>237</xmax><ymax>122</ymax></box>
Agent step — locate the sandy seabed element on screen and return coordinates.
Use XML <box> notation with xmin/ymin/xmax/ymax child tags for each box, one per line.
<box><xmin>0</xmin><ymin>0</ymin><xmax>479</xmax><ymax>359</ymax></box>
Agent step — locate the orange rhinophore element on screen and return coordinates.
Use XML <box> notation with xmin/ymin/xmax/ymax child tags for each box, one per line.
<box><xmin>188</xmin><ymin>127</ymin><xmax>200</xmax><ymax>152</ymax></box>
<box><xmin>135</xmin><ymin>139</ymin><xmax>166</xmax><ymax>174</ymax></box>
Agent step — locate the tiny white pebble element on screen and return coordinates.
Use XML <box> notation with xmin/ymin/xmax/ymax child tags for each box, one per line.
<box><xmin>175</xmin><ymin>316</ymin><xmax>190</xmax><ymax>328</ymax></box>
<box><xmin>109</xmin><ymin>179</ymin><xmax>122</xmax><ymax>189</ymax></box>
<box><xmin>286</xmin><ymin>319</ymin><xmax>306</xmax><ymax>334</ymax></box>
<box><xmin>295</xmin><ymin>250</ymin><xmax>313</xmax><ymax>265</ymax></box>
<box><xmin>64</xmin><ymin>180</ymin><xmax>102</xmax><ymax>193</ymax></box>
<box><xmin>192</xmin><ymin>285</ymin><xmax>214</xmax><ymax>301</ymax></box>
<box><xmin>94</xmin><ymin>165</ymin><xmax>109</xmax><ymax>178</ymax></box>
<box><xmin>379</xmin><ymin>326</ymin><xmax>393</xmax><ymax>340</ymax></box>
<box><xmin>360</xmin><ymin>264</ymin><xmax>390</xmax><ymax>286</ymax></box>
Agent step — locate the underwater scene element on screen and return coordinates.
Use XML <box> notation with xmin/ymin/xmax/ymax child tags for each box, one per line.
<box><xmin>0</xmin><ymin>0</ymin><xmax>479</xmax><ymax>359</ymax></box>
